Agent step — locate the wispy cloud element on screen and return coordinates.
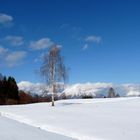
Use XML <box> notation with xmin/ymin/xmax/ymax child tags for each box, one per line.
<box><xmin>5</xmin><ymin>51</ymin><xmax>27</xmax><ymax>67</ymax></box>
<box><xmin>85</xmin><ymin>35</ymin><xmax>101</xmax><ymax>43</ymax></box>
<box><xmin>29</xmin><ymin>38</ymin><xmax>54</xmax><ymax>50</ymax></box>
<box><xmin>34</xmin><ymin>53</ymin><xmax>45</xmax><ymax>63</ymax></box>
<box><xmin>82</xmin><ymin>35</ymin><xmax>101</xmax><ymax>51</ymax></box>
<box><xmin>0</xmin><ymin>13</ymin><xmax>13</xmax><ymax>26</ymax></box>
<box><xmin>60</xmin><ymin>23</ymin><xmax>70</xmax><ymax>29</ymax></box>
<box><xmin>0</xmin><ymin>45</ymin><xmax>27</xmax><ymax>68</ymax></box>
<box><xmin>4</xmin><ymin>36</ymin><xmax>24</xmax><ymax>46</ymax></box>
<box><xmin>60</xmin><ymin>24</ymin><xmax>82</xmax><ymax>32</ymax></box>
<box><xmin>82</xmin><ymin>44</ymin><xmax>89</xmax><ymax>51</ymax></box>
<box><xmin>0</xmin><ymin>45</ymin><xmax>8</xmax><ymax>55</ymax></box>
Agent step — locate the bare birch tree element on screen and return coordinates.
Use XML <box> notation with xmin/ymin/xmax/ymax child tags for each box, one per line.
<box><xmin>40</xmin><ymin>46</ymin><xmax>67</xmax><ymax>106</ymax></box>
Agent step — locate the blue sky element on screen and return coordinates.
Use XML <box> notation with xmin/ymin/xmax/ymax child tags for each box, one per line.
<box><xmin>0</xmin><ymin>0</ymin><xmax>140</xmax><ymax>84</ymax></box>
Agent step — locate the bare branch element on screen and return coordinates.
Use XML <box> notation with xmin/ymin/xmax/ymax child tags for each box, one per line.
<box><xmin>40</xmin><ymin>45</ymin><xmax>68</xmax><ymax>106</ymax></box>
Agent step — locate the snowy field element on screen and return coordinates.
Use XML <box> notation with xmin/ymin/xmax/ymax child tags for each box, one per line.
<box><xmin>0</xmin><ymin>116</ymin><xmax>75</xmax><ymax>140</ymax></box>
<box><xmin>0</xmin><ymin>97</ymin><xmax>140</xmax><ymax>140</ymax></box>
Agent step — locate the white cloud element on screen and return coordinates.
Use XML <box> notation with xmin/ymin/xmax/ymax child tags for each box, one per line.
<box><xmin>82</xmin><ymin>44</ymin><xmax>89</xmax><ymax>50</ymax></box>
<box><xmin>0</xmin><ymin>13</ymin><xmax>13</xmax><ymax>25</ymax></box>
<box><xmin>56</xmin><ymin>44</ymin><xmax>62</xmax><ymax>49</ymax></box>
<box><xmin>34</xmin><ymin>53</ymin><xmax>45</xmax><ymax>63</ymax></box>
<box><xmin>4</xmin><ymin>36</ymin><xmax>24</xmax><ymax>46</ymax></box>
<box><xmin>85</xmin><ymin>35</ymin><xmax>101</xmax><ymax>43</ymax></box>
<box><xmin>0</xmin><ymin>45</ymin><xmax>27</xmax><ymax>67</ymax></box>
<box><xmin>0</xmin><ymin>46</ymin><xmax>8</xmax><ymax>55</ymax></box>
<box><xmin>5</xmin><ymin>51</ymin><xmax>27</xmax><ymax>67</ymax></box>
<box><xmin>30</xmin><ymin>38</ymin><xmax>54</xmax><ymax>50</ymax></box>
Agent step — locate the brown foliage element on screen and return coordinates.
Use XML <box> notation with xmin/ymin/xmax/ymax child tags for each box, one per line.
<box><xmin>6</xmin><ymin>99</ymin><xmax>18</xmax><ymax>105</ymax></box>
<box><xmin>0</xmin><ymin>98</ymin><xmax>5</xmax><ymax>105</ymax></box>
<box><xmin>19</xmin><ymin>91</ymin><xmax>34</xmax><ymax>104</ymax></box>
<box><xmin>18</xmin><ymin>90</ymin><xmax>56</xmax><ymax>104</ymax></box>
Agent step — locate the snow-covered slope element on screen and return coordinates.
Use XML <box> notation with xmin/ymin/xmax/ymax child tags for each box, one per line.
<box><xmin>18</xmin><ymin>81</ymin><xmax>140</xmax><ymax>97</ymax></box>
<box><xmin>0</xmin><ymin>97</ymin><xmax>140</xmax><ymax>140</ymax></box>
<box><xmin>18</xmin><ymin>81</ymin><xmax>47</xmax><ymax>96</ymax></box>
<box><xmin>62</xmin><ymin>83</ymin><xmax>140</xmax><ymax>98</ymax></box>
<box><xmin>0</xmin><ymin>116</ymin><xmax>75</xmax><ymax>140</ymax></box>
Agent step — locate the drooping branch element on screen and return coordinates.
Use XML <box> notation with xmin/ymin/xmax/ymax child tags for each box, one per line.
<box><xmin>40</xmin><ymin>45</ymin><xmax>68</xmax><ymax>106</ymax></box>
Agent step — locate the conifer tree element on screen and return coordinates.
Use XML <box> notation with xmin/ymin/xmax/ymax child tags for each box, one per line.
<box><xmin>107</xmin><ymin>87</ymin><xmax>116</xmax><ymax>98</ymax></box>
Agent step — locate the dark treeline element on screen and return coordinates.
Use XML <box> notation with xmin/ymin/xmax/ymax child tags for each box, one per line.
<box><xmin>0</xmin><ymin>76</ymin><xmax>19</xmax><ymax>105</ymax></box>
<box><xmin>0</xmin><ymin>75</ymin><xmax>121</xmax><ymax>105</ymax></box>
<box><xmin>0</xmin><ymin>75</ymin><xmax>57</xmax><ymax>105</ymax></box>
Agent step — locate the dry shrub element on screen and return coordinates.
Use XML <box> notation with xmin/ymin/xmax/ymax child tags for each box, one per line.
<box><xmin>0</xmin><ymin>99</ymin><xmax>5</xmax><ymax>105</ymax></box>
<box><xmin>19</xmin><ymin>91</ymin><xmax>33</xmax><ymax>104</ymax></box>
<box><xmin>6</xmin><ymin>99</ymin><xmax>18</xmax><ymax>105</ymax></box>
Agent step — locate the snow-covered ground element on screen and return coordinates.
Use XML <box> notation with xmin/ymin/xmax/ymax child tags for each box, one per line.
<box><xmin>0</xmin><ymin>116</ymin><xmax>75</xmax><ymax>140</ymax></box>
<box><xmin>0</xmin><ymin>97</ymin><xmax>140</xmax><ymax>140</ymax></box>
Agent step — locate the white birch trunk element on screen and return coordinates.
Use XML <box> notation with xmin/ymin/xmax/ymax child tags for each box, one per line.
<box><xmin>51</xmin><ymin>84</ymin><xmax>55</xmax><ymax>106</ymax></box>
<box><xmin>51</xmin><ymin>63</ymin><xmax>55</xmax><ymax>106</ymax></box>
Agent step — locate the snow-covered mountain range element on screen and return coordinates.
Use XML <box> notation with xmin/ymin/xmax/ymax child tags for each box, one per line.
<box><xmin>18</xmin><ymin>81</ymin><xmax>140</xmax><ymax>98</ymax></box>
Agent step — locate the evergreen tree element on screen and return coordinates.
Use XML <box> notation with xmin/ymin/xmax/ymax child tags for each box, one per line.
<box><xmin>0</xmin><ymin>75</ymin><xmax>19</xmax><ymax>105</ymax></box>
<box><xmin>107</xmin><ymin>87</ymin><xmax>116</xmax><ymax>98</ymax></box>
<box><xmin>7</xmin><ymin>76</ymin><xmax>19</xmax><ymax>100</ymax></box>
